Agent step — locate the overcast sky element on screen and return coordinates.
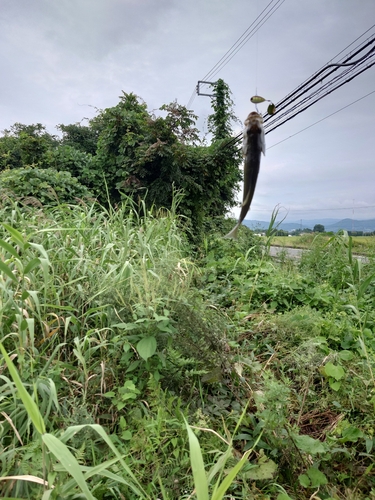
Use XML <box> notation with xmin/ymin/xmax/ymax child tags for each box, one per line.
<box><xmin>1</xmin><ymin>0</ymin><xmax>374</xmax><ymax>222</ymax></box>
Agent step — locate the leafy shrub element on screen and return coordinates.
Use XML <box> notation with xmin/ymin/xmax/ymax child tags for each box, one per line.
<box><xmin>0</xmin><ymin>122</ymin><xmax>58</xmax><ymax>171</ymax></box>
<box><xmin>0</xmin><ymin>166</ymin><xmax>95</xmax><ymax>205</ymax></box>
<box><xmin>44</xmin><ymin>144</ymin><xmax>95</xmax><ymax>180</ymax></box>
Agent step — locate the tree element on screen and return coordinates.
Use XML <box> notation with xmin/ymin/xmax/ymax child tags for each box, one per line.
<box><xmin>82</xmin><ymin>91</ymin><xmax>241</xmax><ymax>228</ymax></box>
<box><xmin>159</xmin><ymin>100</ymin><xmax>200</xmax><ymax>145</ymax></box>
<box><xmin>207</xmin><ymin>79</ymin><xmax>239</xmax><ymax>141</ymax></box>
<box><xmin>313</xmin><ymin>224</ymin><xmax>325</xmax><ymax>233</ymax></box>
<box><xmin>57</xmin><ymin>123</ymin><xmax>100</xmax><ymax>155</ymax></box>
<box><xmin>0</xmin><ymin>123</ymin><xmax>58</xmax><ymax>171</ymax></box>
<box><xmin>0</xmin><ymin>88</ymin><xmax>243</xmax><ymax>233</ymax></box>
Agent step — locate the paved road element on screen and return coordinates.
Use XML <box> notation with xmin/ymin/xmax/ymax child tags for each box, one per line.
<box><xmin>269</xmin><ymin>245</ymin><xmax>369</xmax><ymax>263</ymax></box>
<box><xmin>269</xmin><ymin>246</ymin><xmax>304</xmax><ymax>259</ymax></box>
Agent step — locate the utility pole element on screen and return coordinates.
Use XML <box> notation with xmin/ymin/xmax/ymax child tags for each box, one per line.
<box><xmin>196</xmin><ymin>80</ymin><xmax>216</xmax><ymax>97</ymax></box>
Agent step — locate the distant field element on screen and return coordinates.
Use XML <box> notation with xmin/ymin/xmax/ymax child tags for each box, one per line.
<box><xmin>271</xmin><ymin>234</ymin><xmax>375</xmax><ymax>255</ymax></box>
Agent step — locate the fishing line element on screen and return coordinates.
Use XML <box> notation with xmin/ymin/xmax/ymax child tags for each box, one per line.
<box><xmin>255</xmin><ymin>0</ymin><xmax>259</xmax><ymax>95</ymax></box>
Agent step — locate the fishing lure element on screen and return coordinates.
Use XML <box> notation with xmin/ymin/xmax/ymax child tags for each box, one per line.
<box><xmin>250</xmin><ymin>95</ymin><xmax>276</xmax><ymax>115</ymax></box>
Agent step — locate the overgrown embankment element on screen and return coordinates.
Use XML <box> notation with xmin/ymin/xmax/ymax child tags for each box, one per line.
<box><xmin>0</xmin><ymin>201</ymin><xmax>375</xmax><ymax>499</ymax></box>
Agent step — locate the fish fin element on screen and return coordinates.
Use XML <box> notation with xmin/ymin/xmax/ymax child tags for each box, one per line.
<box><xmin>224</xmin><ymin>224</ymin><xmax>240</xmax><ymax>239</ymax></box>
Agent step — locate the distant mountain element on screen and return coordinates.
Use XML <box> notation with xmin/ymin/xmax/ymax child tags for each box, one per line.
<box><xmin>242</xmin><ymin>218</ymin><xmax>375</xmax><ymax>233</ymax></box>
<box><xmin>325</xmin><ymin>218</ymin><xmax>375</xmax><ymax>233</ymax></box>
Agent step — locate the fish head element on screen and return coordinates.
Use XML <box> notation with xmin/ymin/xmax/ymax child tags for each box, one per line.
<box><xmin>244</xmin><ymin>111</ymin><xmax>263</xmax><ymax>128</ymax></box>
<box><xmin>244</xmin><ymin>112</ymin><xmax>265</xmax><ymax>155</ymax></box>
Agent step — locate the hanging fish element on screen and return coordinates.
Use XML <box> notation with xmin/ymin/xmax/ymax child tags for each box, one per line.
<box><xmin>224</xmin><ymin>111</ymin><xmax>265</xmax><ymax>239</ymax></box>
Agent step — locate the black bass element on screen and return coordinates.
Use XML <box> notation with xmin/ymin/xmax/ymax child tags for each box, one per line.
<box><xmin>225</xmin><ymin>111</ymin><xmax>265</xmax><ymax>239</ymax></box>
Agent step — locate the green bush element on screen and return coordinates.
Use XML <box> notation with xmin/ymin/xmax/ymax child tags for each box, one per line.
<box><xmin>0</xmin><ymin>166</ymin><xmax>95</xmax><ymax>205</ymax></box>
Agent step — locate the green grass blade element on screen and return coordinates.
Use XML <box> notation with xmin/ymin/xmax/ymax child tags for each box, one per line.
<box><xmin>211</xmin><ymin>449</ymin><xmax>252</xmax><ymax>500</ymax></box>
<box><xmin>0</xmin><ymin>342</ymin><xmax>46</xmax><ymax>434</ymax></box>
<box><xmin>2</xmin><ymin>223</ymin><xmax>26</xmax><ymax>248</ymax></box>
<box><xmin>211</xmin><ymin>431</ymin><xmax>263</xmax><ymax>500</ymax></box>
<box><xmin>59</xmin><ymin>424</ymin><xmax>149</xmax><ymax>498</ymax></box>
<box><xmin>0</xmin><ymin>238</ymin><xmax>19</xmax><ymax>258</ymax></box>
<box><xmin>58</xmin><ymin>457</ymin><xmax>139</xmax><ymax>496</ymax></box>
<box><xmin>0</xmin><ymin>260</ymin><xmax>17</xmax><ymax>282</ymax></box>
<box><xmin>184</xmin><ymin>417</ymin><xmax>209</xmax><ymax>500</ymax></box>
<box><xmin>42</xmin><ymin>433</ymin><xmax>95</xmax><ymax>500</ymax></box>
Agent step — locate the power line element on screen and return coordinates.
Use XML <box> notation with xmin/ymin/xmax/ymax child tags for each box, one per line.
<box><xmin>250</xmin><ymin>205</ymin><xmax>375</xmax><ymax>213</ymax></box>
<box><xmin>186</xmin><ymin>88</ymin><xmax>197</xmax><ymax>110</ymax></box>
<box><xmin>202</xmin><ymin>0</ymin><xmax>285</xmax><ymax>82</ymax></box>
<box><xmin>267</xmin><ymin>89</ymin><xmax>375</xmax><ymax>150</ymax></box>
<box><xmin>264</xmin><ymin>23</ymin><xmax>375</xmax><ymax>122</ymax></box>
<box><xmin>263</xmin><ymin>30</ymin><xmax>375</xmax><ymax>132</ymax></box>
<box><xmin>222</xmin><ymin>26</ymin><xmax>375</xmax><ymax>150</ymax></box>
<box><xmin>267</xmin><ymin>62</ymin><xmax>375</xmax><ymax>135</ymax></box>
<box><xmin>187</xmin><ymin>0</ymin><xmax>285</xmax><ymax>107</ymax></box>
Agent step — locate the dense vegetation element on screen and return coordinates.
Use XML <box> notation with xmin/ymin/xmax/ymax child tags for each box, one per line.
<box><xmin>0</xmin><ymin>198</ymin><xmax>374</xmax><ymax>499</ymax></box>
<box><xmin>0</xmin><ymin>83</ymin><xmax>241</xmax><ymax>233</ymax></box>
<box><xmin>1</xmin><ymin>85</ymin><xmax>375</xmax><ymax>499</ymax></box>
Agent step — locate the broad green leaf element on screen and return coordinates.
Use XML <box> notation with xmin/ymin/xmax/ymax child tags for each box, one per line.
<box><xmin>338</xmin><ymin>350</ymin><xmax>353</xmax><ymax>361</ymax></box>
<box><xmin>29</xmin><ymin>242</ymin><xmax>50</xmax><ymax>261</ymax></box>
<box><xmin>57</xmin><ymin>456</ymin><xmax>140</xmax><ymax>494</ymax></box>
<box><xmin>244</xmin><ymin>458</ymin><xmax>277</xmax><ymax>480</ymax></box>
<box><xmin>42</xmin><ymin>433</ymin><xmax>95</xmax><ymax>500</ymax></box>
<box><xmin>112</xmin><ymin>322</ymin><xmax>138</xmax><ymax>330</ymax></box>
<box><xmin>306</xmin><ymin>467</ymin><xmax>327</xmax><ymax>488</ymax></box>
<box><xmin>212</xmin><ymin>449</ymin><xmax>254</xmax><ymax>500</ymax></box>
<box><xmin>329</xmin><ymin>380</ymin><xmax>341</xmax><ymax>391</ymax></box>
<box><xmin>298</xmin><ymin>473</ymin><xmax>310</xmax><ymax>488</ymax></box>
<box><xmin>137</xmin><ymin>336</ymin><xmax>157</xmax><ymax>361</ymax></box>
<box><xmin>366</xmin><ymin>438</ymin><xmax>373</xmax><ymax>453</ymax></box>
<box><xmin>341</xmin><ymin>426</ymin><xmax>363</xmax><ymax>443</ymax></box>
<box><xmin>121</xmin><ymin>430</ymin><xmax>132</xmax><ymax>440</ymax></box>
<box><xmin>0</xmin><ymin>342</ymin><xmax>45</xmax><ymax>434</ymax></box>
<box><xmin>207</xmin><ymin>447</ymin><xmax>232</xmax><ymax>483</ymax></box>
<box><xmin>277</xmin><ymin>494</ymin><xmax>293</xmax><ymax>500</ymax></box>
<box><xmin>292</xmin><ymin>434</ymin><xmax>326</xmax><ymax>454</ymax></box>
<box><xmin>184</xmin><ymin>417</ymin><xmax>209</xmax><ymax>500</ymax></box>
<box><xmin>358</xmin><ymin>273</ymin><xmax>375</xmax><ymax>300</ymax></box>
<box><xmin>0</xmin><ymin>260</ymin><xmax>17</xmax><ymax>282</ymax></box>
<box><xmin>324</xmin><ymin>362</ymin><xmax>345</xmax><ymax>380</ymax></box>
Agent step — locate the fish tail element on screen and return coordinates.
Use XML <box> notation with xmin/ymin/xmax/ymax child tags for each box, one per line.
<box><xmin>224</xmin><ymin>223</ymin><xmax>240</xmax><ymax>239</ymax></box>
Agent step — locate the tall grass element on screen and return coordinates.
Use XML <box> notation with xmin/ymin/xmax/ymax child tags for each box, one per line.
<box><xmin>1</xmin><ymin>197</ymin><xmax>375</xmax><ymax>499</ymax></box>
<box><xmin>0</xmin><ymin>197</ymin><xmax>198</xmax><ymax>497</ymax></box>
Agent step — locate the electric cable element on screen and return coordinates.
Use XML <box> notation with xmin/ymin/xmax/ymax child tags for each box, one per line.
<box><xmin>186</xmin><ymin>0</ymin><xmax>285</xmax><ymax>106</ymax></box>
<box><xmin>202</xmin><ymin>0</ymin><xmax>285</xmax><ymax>83</ymax></box>
<box><xmin>266</xmin><ymin>89</ymin><xmax>375</xmax><ymax>150</ymax></box>
<box><xmin>264</xmin><ymin>24</ymin><xmax>375</xmax><ymax>121</ymax></box>
<box><xmin>263</xmin><ymin>31</ymin><xmax>375</xmax><ymax>127</ymax></box>
<box><xmin>221</xmin><ymin>28</ymin><xmax>375</xmax><ymax>150</ymax></box>
<box><xmin>264</xmin><ymin>57</ymin><xmax>375</xmax><ymax>134</ymax></box>
<box><xmin>252</xmin><ymin>204</ymin><xmax>375</xmax><ymax>213</ymax></box>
